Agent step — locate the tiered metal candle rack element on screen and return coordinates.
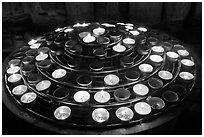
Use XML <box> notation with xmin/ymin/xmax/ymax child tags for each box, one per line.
<box><xmin>3</xmin><ymin>22</ymin><xmax>196</xmax><ymax>131</ymax></box>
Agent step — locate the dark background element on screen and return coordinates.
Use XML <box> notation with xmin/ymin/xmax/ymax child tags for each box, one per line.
<box><xmin>2</xmin><ymin>2</ymin><xmax>202</xmax><ymax>135</ymax></box>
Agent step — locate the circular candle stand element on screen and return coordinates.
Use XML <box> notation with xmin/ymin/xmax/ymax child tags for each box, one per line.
<box><xmin>3</xmin><ymin>22</ymin><xmax>198</xmax><ymax>134</ymax></box>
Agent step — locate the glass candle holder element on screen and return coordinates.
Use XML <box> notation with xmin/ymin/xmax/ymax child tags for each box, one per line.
<box><xmin>104</xmin><ymin>74</ymin><xmax>120</xmax><ymax>86</ymax></box>
<box><xmin>148</xmin><ymin>78</ymin><xmax>163</xmax><ymax>89</ymax></box>
<box><xmin>181</xmin><ymin>59</ymin><xmax>195</xmax><ymax>67</ymax></box>
<box><xmin>65</xmin><ymin>39</ymin><xmax>78</xmax><ymax>48</ymax></box>
<box><xmin>147</xmin><ymin>97</ymin><xmax>165</xmax><ymax>110</ymax></box>
<box><xmin>162</xmin><ymin>90</ymin><xmax>179</xmax><ymax>103</ymax></box>
<box><xmin>120</xmin><ymin>56</ymin><xmax>134</xmax><ymax>67</ymax></box>
<box><xmin>147</xmin><ymin>37</ymin><xmax>158</xmax><ymax>46</ymax></box>
<box><xmin>36</xmin><ymin>53</ymin><xmax>48</xmax><ymax>61</ymax></box>
<box><xmin>22</xmin><ymin>56</ymin><xmax>34</xmax><ymax>65</ymax></box>
<box><xmin>177</xmin><ymin>49</ymin><xmax>189</xmax><ymax>57</ymax></box>
<box><xmin>171</xmin><ymin>85</ymin><xmax>187</xmax><ymax>96</ymax></box>
<box><xmin>38</xmin><ymin>59</ymin><xmax>52</xmax><ymax>70</ymax></box>
<box><xmin>134</xmin><ymin>102</ymin><xmax>151</xmax><ymax>115</ymax></box>
<box><xmin>68</xmin><ymin>44</ymin><xmax>82</xmax><ymax>54</ymax></box>
<box><xmin>83</xmin><ymin>34</ymin><xmax>96</xmax><ymax>43</ymax></box>
<box><xmin>97</xmin><ymin>36</ymin><xmax>110</xmax><ymax>45</ymax></box>
<box><xmin>130</xmin><ymin>30</ymin><xmax>140</xmax><ymax>36</ymax></box>
<box><xmin>54</xmin><ymin>106</ymin><xmax>71</xmax><ymax>120</ymax></box>
<box><xmin>36</xmin><ymin>80</ymin><xmax>51</xmax><ymax>92</ymax></box>
<box><xmin>13</xmin><ymin>52</ymin><xmax>25</xmax><ymax>59</ymax></box>
<box><xmin>179</xmin><ymin>72</ymin><xmax>194</xmax><ymax>81</ymax></box>
<box><xmin>93</xmin><ymin>27</ymin><xmax>106</xmax><ymax>35</ymax></box>
<box><xmin>114</xmin><ymin>88</ymin><xmax>131</xmax><ymax>101</ymax></box>
<box><xmin>151</xmin><ymin>46</ymin><xmax>164</xmax><ymax>55</ymax></box>
<box><xmin>166</xmin><ymin>51</ymin><xmax>179</xmax><ymax>61</ymax></box>
<box><xmin>133</xmin><ymin>83</ymin><xmax>149</xmax><ymax>96</ymax></box>
<box><xmin>149</xmin><ymin>55</ymin><xmax>163</xmax><ymax>64</ymax></box>
<box><xmin>136</xmin><ymin>35</ymin><xmax>146</xmax><ymax>44</ymax></box>
<box><xmin>52</xmin><ymin>69</ymin><xmax>67</xmax><ymax>80</ymax></box>
<box><xmin>74</xmin><ymin>90</ymin><xmax>90</xmax><ymax>103</ymax></box>
<box><xmin>139</xmin><ymin>64</ymin><xmax>153</xmax><ymax>73</ymax></box>
<box><xmin>109</xmin><ymin>30</ymin><xmax>122</xmax><ymax>42</ymax></box>
<box><xmin>137</xmin><ymin>27</ymin><xmax>147</xmax><ymax>32</ymax></box>
<box><xmin>112</xmin><ymin>44</ymin><xmax>126</xmax><ymax>53</ymax></box>
<box><xmin>115</xmin><ymin>107</ymin><xmax>134</xmax><ymax>121</ymax></box>
<box><xmin>27</xmin><ymin>73</ymin><xmax>42</xmax><ymax>86</ymax></box>
<box><xmin>122</xmin><ymin>38</ymin><xmax>136</xmax><ymax>48</ymax></box>
<box><xmin>67</xmin><ymin>59</ymin><xmax>80</xmax><ymax>68</ymax></box>
<box><xmin>8</xmin><ymin>74</ymin><xmax>22</xmax><ymax>84</ymax></box>
<box><xmin>25</xmin><ymin>49</ymin><xmax>37</xmax><ymax>57</ymax></box>
<box><xmin>53</xmin><ymin>87</ymin><xmax>69</xmax><ymax>100</ymax></box>
<box><xmin>37</xmin><ymin>47</ymin><xmax>50</xmax><ymax>54</ymax></box>
<box><xmin>162</xmin><ymin>41</ymin><xmax>173</xmax><ymax>51</ymax></box>
<box><xmin>7</xmin><ymin>66</ymin><xmax>20</xmax><ymax>75</ymax></box>
<box><xmin>137</xmin><ymin>44</ymin><xmax>150</xmax><ymax>55</ymax></box>
<box><xmin>20</xmin><ymin>92</ymin><xmax>37</xmax><ymax>104</ymax></box>
<box><xmin>8</xmin><ymin>59</ymin><xmax>20</xmax><ymax>67</ymax></box>
<box><xmin>30</xmin><ymin>43</ymin><xmax>41</xmax><ymax>49</ymax></box>
<box><xmin>125</xmin><ymin>70</ymin><xmax>140</xmax><ymax>82</ymax></box>
<box><xmin>92</xmin><ymin>108</ymin><xmax>109</xmax><ymax>123</ymax></box>
<box><xmin>89</xmin><ymin>61</ymin><xmax>104</xmax><ymax>71</ymax></box>
<box><xmin>94</xmin><ymin>90</ymin><xmax>110</xmax><ymax>103</ymax></box>
<box><xmin>158</xmin><ymin>70</ymin><xmax>173</xmax><ymax>80</ymax></box>
<box><xmin>93</xmin><ymin>48</ymin><xmax>107</xmax><ymax>57</ymax></box>
<box><xmin>12</xmin><ymin>85</ymin><xmax>27</xmax><ymax>95</ymax></box>
<box><xmin>76</xmin><ymin>75</ymin><xmax>92</xmax><ymax>87</ymax></box>
<box><xmin>21</xmin><ymin>64</ymin><xmax>35</xmax><ymax>76</ymax></box>
<box><xmin>79</xmin><ymin>32</ymin><xmax>90</xmax><ymax>39</ymax></box>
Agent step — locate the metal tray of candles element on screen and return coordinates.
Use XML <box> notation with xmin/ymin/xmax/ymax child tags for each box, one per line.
<box><xmin>3</xmin><ymin>22</ymin><xmax>197</xmax><ymax>129</ymax></box>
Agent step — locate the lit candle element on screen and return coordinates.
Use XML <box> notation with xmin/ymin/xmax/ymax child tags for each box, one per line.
<box><xmin>177</xmin><ymin>50</ymin><xmax>189</xmax><ymax>57</ymax></box>
<box><xmin>179</xmin><ymin>72</ymin><xmax>194</xmax><ymax>80</ymax></box>
<box><xmin>114</xmin><ymin>88</ymin><xmax>131</xmax><ymax>101</ymax></box>
<box><xmin>134</xmin><ymin>102</ymin><xmax>151</xmax><ymax>115</ymax></box>
<box><xmin>12</xmin><ymin>85</ymin><xmax>27</xmax><ymax>95</ymax></box>
<box><xmin>35</xmin><ymin>52</ymin><xmax>48</xmax><ymax>61</ymax></box>
<box><xmin>104</xmin><ymin>74</ymin><xmax>120</xmax><ymax>86</ymax></box>
<box><xmin>28</xmin><ymin>39</ymin><xmax>37</xmax><ymax>45</ymax></box>
<box><xmin>130</xmin><ymin>30</ymin><xmax>140</xmax><ymax>36</ymax></box>
<box><xmin>122</xmin><ymin>38</ymin><xmax>136</xmax><ymax>48</ymax></box>
<box><xmin>64</xmin><ymin>28</ymin><xmax>74</xmax><ymax>33</ymax></box>
<box><xmin>133</xmin><ymin>84</ymin><xmax>149</xmax><ymax>96</ymax></box>
<box><xmin>137</xmin><ymin>27</ymin><xmax>147</xmax><ymax>32</ymax></box>
<box><xmin>30</xmin><ymin>43</ymin><xmax>41</xmax><ymax>49</ymax></box>
<box><xmin>125</xmin><ymin>25</ymin><xmax>133</xmax><ymax>30</ymax></box>
<box><xmin>7</xmin><ymin>66</ymin><xmax>20</xmax><ymax>74</ymax></box>
<box><xmin>149</xmin><ymin>55</ymin><xmax>163</xmax><ymax>63</ymax></box>
<box><xmin>8</xmin><ymin>74</ymin><xmax>22</xmax><ymax>83</ymax></box>
<box><xmin>115</xmin><ymin>107</ymin><xmax>134</xmax><ymax>121</ymax></box>
<box><xmin>148</xmin><ymin>78</ymin><xmax>163</xmax><ymax>89</ymax></box>
<box><xmin>162</xmin><ymin>90</ymin><xmax>179</xmax><ymax>103</ymax></box>
<box><xmin>53</xmin><ymin>87</ymin><xmax>69</xmax><ymax>99</ymax></box>
<box><xmin>79</xmin><ymin>32</ymin><xmax>90</xmax><ymax>39</ymax></box>
<box><xmin>125</xmin><ymin>23</ymin><xmax>134</xmax><ymax>26</ymax></box>
<box><xmin>83</xmin><ymin>34</ymin><xmax>96</xmax><ymax>43</ymax></box>
<box><xmin>112</xmin><ymin>43</ymin><xmax>126</xmax><ymax>53</ymax></box>
<box><xmin>67</xmin><ymin>59</ymin><xmax>80</xmax><ymax>68</ymax></box>
<box><xmin>36</xmin><ymin>80</ymin><xmax>51</xmax><ymax>92</ymax></box>
<box><xmin>151</xmin><ymin>46</ymin><xmax>164</xmax><ymax>54</ymax></box>
<box><xmin>76</xmin><ymin>75</ymin><xmax>92</xmax><ymax>87</ymax></box>
<box><xmin>139</xmin><ymin>64</ymin><xmax>153</xmax><ymax>73</ymax></box>
<box><xmin>158</xmin><ymin>70</ymin><xmax>173</xmax><ymax>80</ymax></box>
<box><xmin>92</xmin><ymin>108</ymin><xmax>109</xmax><ymax>123</ymax></box>
<box><xmin>20</xmin><ymin>92</ymin><xmax>37</xmax><ymax>104</ymax></box>
<box><xmin>54</xmin><ymin>106</ymin><xmax>71</xmax><ymax>120</ymax></box>
<box><xmin>74</xmin><ymin>90</ymin><xmax>90</xmax><ymax>103</ymax></box>
<box><xmin>94</xmin><ymin>90</ymin><xmax>110</xmax><ymax>103</ymax></box>
<box><xmin>8</xmin><ymin>59</ymin><xmax>20</xmax><ymax>67</ymax></box>
<box><xmin>166</xmin><ymin>51</ymin><xmax>179</xmax><ymax>60</ymax></box>
<box><xmin>181</xmin><ymin>59</ymin><xmax>195</xmax><ymax>67</ymax></box>
<box><xmin>93</xmin><ymin>27</ymin><xmax>106</xmax><ymax>35</ymax></box>
<box><xmin>147</xmin><ymin>97</ymin><xmax>165</xmax><ymax>110</ymax></box>
<box><xmin>52</xmin><ymin>69</ymin><xmax>67</xmax><ymax>79</ymax></box>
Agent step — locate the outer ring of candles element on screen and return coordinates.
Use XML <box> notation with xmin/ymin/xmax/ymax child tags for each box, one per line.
<box><xmin>134</xmin><ymin>102</ymin><xmax>151</xmax><ymax>115</ymax></box>
<box><xmin>179</xmin><ymin>72</ymin><xmax>194</xmax><ymax>80</ymax></box>
<box><xmin>181</xmin><ymin>59</ymin><xmax>195</xmax><ymax>67</ymax></box>
<box><xmin>8</xmin><ymin>74</ymin><xmax>22</xmax><ymax>83</ymax></box>
<box><xmin>114</xmin><ymin>88</ymin><xmax>131</xmax><ymax>101</ymax></box>
<box><xmin>8</xmin><ymin>59</ymin><xmax>21</xmax><ymax>67</ymax></box>
<box><xmin>139</xmin><ymin>64</ymin><xmax>153</xmax><ymax>73</ymax></box>
<box><xmin>147</xmin><ymin>97</ymin><xmax>165</xmax><ymax>110</ymax></box>
<box><xmin>115</xmin><ymin>107</ymin><xmax>134</xmax><ymax>121</ymax></box>
<box><xmin>12</xmin><ymin>85</ymin><xmax>27</xmax><ymax>95</ymax></box>
<box><xmin>94</xmin><ymin>90</ymin><xmax>110</xmax><ymax>103</ymax></box>
<box><xmin>162</xmin><ymin>90</ymin><xmax>179</xmax><ymax>103</ymax></box>
<box><xmin>92</xmin><ymin>108</ymin><xmax>109</xmax><ymax>123</ymax></box>
<box><xmin>6</xmin><ymin>66</ymin><xmax>20</xmax><ymax>74</ymax></box>
<box><xmin>54</xmin><ymin>106</ymin><xmax>71</xmax><ymax>120</ymax></box>
<box><xmin>148</xmin><ymin>78</ymin><xmax>163</xmax><ymax>89</ymax></box>
<box><xmin>170</xmin><ymin>85</ymin><xmax>187</xmax><ymax>96</ymax></box>
<box><xmin>133</xmin><ymin>84</ymin><xmax>149</xmax><ymax>96</ymax></box>
<box><xmin>52</xmin><ymin>69</ymin><xmax>67</xmax><ymax>79</ymax></box>
<box><xmin>74</xmin><ymin>90</ymin><xmax>90</xmax><ymax>103</ymax></box>
<box><xmin>53</xmin><ymin>87</ymin><xmax>69</xmax><ymax>100</ymax></box>
<box><xmin>104</xmin><ymin>74</ymin><xmax>120</xmax><ymax>86</ymax></box>
<box><xmin>158</xmin><ymin>70</ymin><xmax>173</xmax><ymax>80</ymax></box>
<box><xmin>20</xmin><ymin>92</ymin><xmax>37</xmax><ymax>104</ymax></box>
<box><xmin>36</xmin><ymin>80</ymin><xmax>51</xmax><ymax>92</ymax></box>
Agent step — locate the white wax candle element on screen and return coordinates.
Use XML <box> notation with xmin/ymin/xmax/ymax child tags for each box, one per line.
<box><xmin>125</xmin><ymin>23</ymin><xmax>134</xmax><ymax>26</ymax></box>
<box><xmin>101</xmin><ymin>23</ymin><xmax>115</xmax><ymax>27</ymax></box>
<box><xmin>52</xmin><ymin>69</ymin><xmax>67</xmax><ymax>79</ymax></box>
<box><xmin>166</xmin><ymin>51</ymin><xmax>179</xmax><ymax>59</ymax></box>
<box><xmin>149</xmin><ymin>55</ymin><xmax>163</xmax><ymax>63</ymax></box>
<box><xmin>30</xmin><ymin>43</ymin><xmax>41</xmax><ymax>49</ymax></box>
<box><xmin>36</xmin><ymin>80</ymin><xmax>51</xmax><ymax>91</ymax></box>
<box><xmin>12</xmin><ymin>85</ymin><xmax>27</xmax><ymax>95</ymax></box>
<box><xmin>92</xmin><ymin>108</ymin><xmax>109</xmax><ymax>123</ymax></box>
<box><xmin>8</xmin><ymin>59</ymin><xmax>20</xmax><ymax>66</ymax></box>
<box><xmin>181</xmin><ymin>59</ymin><xmax>195</xmax><ymax>67</ymax></box>
<box><xmin>116</xmin><ymin>22</ymin><xmax>125</xmax><ymax>25</ymax></box>
<box><xmin>54</xmin><ymin>106</ymin><xmax>71</xmax><ymax>120</ymax></box>
<box><xmin>7</xmin><ymin>66</ymin><xmax>20</xmax><ymax>74</ymax></box>
<box><xmin>123</xmin><ymin>38</ymin><xmax>135</xmax><ymax>45</ymax></box>
<box><xmin>130</xmin><ymin>30</ymin><xmax>140</xmax><ymax>36</ymax></box>
<box><xmin>8</xmin><ymin>74</ymin><xmax>22</xmax><ymax>83</ymax></box>
<box><xmin>55</xmin><ymin>28</ymin><xmax>63</xmax><ymax>32</ymax></box>
<box><xmin>151</xmin><ymin>46</ymin><xmax>164</xmax><ymax>53</ymax></box>
<box><xmin>177</xmin><ymin>50</ymin><xmax>189</xmax><ymax>57</ymax></box>
<box><xmin>94</xmin><ymin>90</ymin><xmax>110</xmax><ymax>103</ymax></box>
<box><xmin>79</xmin><ymin>32</ymin><xmax>90</xmax><ymax>39</ymax></box>
<box><xmin>137</xmin><ymin>27</ymin><xmax>147</xmax><ymax>32</ymax></box>
<box><xmin>115</xmin><ymin>107</ymin><xmax>134</xmax><ymax>121</ymax></box>
<box><xmin>28</xmin><ymin>39</ymin><xmax>37</xmax><ymax>45</ymax></box>
<box><xmin>35</xmin><ymin>53</ymin><xmax>48</xmax><ymax>61</ymax></box>
<box><xmin>104</xmin><ymin>74</ymin><xmax>120</xmax><ymax>86</ymax></box>
<box><xmin>64</xmin><ymin>28</ymin><xmax>74</xmax><ymax>33</ymax></box>
<box><xmin>112</xmin><ymin>44</ymin><xmax>126</xmax><ymax>53</ymax></box>
<box><xmin>133</xmin><ymin>84</ymin><xmax>149</xmax><ymax>96</ymax></box>
<box><xmin>83</xmin><ymin>34</ymin><xmax>96</xmax><ymax>43</ymax></box>
<box><xmin>158</xmin><ymin>70</ymin><xmax>173</xmax><ymax>80</ymax></box>
<box><xmin>20</xmin><ymin>92</ymin><xmax>37</xmax><ymax>103</ymax></box>
<box><xmin>134</xmin><ymin>102</ymin><xmax>151</xmax><ymax>115</ymax></box>
<box><xmin>179</xmin><ymin>72</ymin><xmax>194</xmax><ymax>80</ymax></box>
<box><xmin>93</xmin><ymin>27</ymin><xmax>106</xmax><ymax>35</ymax></box>
<box><xmin>125</xmin><ymin>25</ymin><xmax>134</xmax><ymax>30</ymax></box>
<box><xmin>139</xmin><ymin>64</ymin><xmax>153</xmax><ymax>73</ymax></box>
<box><xmin>74</xmin><ymin>91</ymin><xmax>90</xmax><ymax>103</ymax></box>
